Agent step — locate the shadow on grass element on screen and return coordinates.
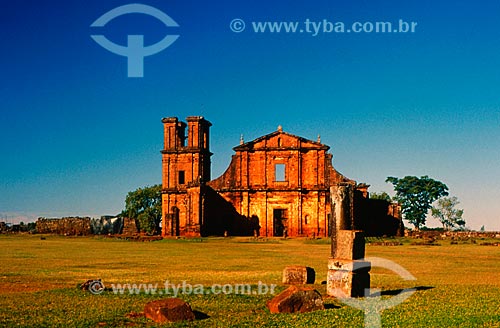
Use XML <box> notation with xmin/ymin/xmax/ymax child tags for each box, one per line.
<box><xmin>377</xmin><ymin>286</ymin><xmax>435</xmax><ymax>296</ymax></box>
<box><xmin>324</xmin><ymin>304</ymin><xmax>341</xmax><ymax>309</ymax></box>
<box><xmin>194</xmin><ymin>310</ymin><xmax>210</xmax><ymax>320</ymax></box>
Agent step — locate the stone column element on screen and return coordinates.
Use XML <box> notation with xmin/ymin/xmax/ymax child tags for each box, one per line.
<box><xmin>327</xmin><ymin>230</ymin><xmax>370</xmax><ymax>297</ymax></box>
<box><xmin>327</xmin><ymin>185</ymin><xmax>370</xmax><ymax>298</ymax></box>
<box><xmin>330</xmin><ymin>184</ymin><xmax>353</xmax><ymax>257</ymax></box>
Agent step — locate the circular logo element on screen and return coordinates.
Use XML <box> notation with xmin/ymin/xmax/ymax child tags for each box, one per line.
<box><xmin>90</xmin><ymin>4</ymin><xmax>180</xmax><ymax>77</ymax></box>
<box><xmin>88</xmin><ymin>280</ymin><xmax>105</xmax><ymax>295</ymax></box>
<box><xmin>230</xmin><ymin>19</ymin><xmax>246</xmax><ymax>33</ymax></box>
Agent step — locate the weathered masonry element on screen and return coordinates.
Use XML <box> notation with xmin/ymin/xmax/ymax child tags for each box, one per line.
<box><xmin>161</xmin><ymin>116</ymin><xmax>402</xmax><ymax>237</ymax></box>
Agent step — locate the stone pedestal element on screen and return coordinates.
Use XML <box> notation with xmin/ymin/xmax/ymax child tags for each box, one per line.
<box><xmin>327</xmin><ymin>230</ymin><xmax>370</xmax><ymax>298</ymax></box>
<box><xmin>282</xmin><ymin>266</ymin><xmax>315</xmax><ymax>284</ymax></box>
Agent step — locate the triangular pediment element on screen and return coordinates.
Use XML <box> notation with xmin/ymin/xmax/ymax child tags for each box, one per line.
<box><xmin>234</xmin><ymin>130</ymin><xmax>329</xmax><ymax>151</ymax></box>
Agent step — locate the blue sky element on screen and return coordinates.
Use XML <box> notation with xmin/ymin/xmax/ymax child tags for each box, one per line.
<box><xmin>1</xmin><ymin>0</ymin><xmax>499</xmax><ymax>230</ymax></box>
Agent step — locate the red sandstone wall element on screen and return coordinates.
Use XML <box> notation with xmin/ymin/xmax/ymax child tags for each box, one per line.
<box><xmin>209</xmin><ymin>132</ymin><xmax>344</xmax><ymax>237</ymax></box>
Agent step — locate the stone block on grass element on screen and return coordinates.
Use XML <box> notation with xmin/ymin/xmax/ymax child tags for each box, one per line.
<box><xmin>144</xmin><ymin>298</ymin><xmax>195</xmax><ymax>323</ymax></box>
<box><xmin>267</xmin><ymin>285</ymin><xmax>324</xmax><ymax>313</ymax></box>
<box><xmin>282</xmin><ymin>266</ymin><xmax>315</xmax><ymax>284</ymax></box>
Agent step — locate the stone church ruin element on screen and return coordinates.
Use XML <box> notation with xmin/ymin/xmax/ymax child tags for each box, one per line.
<box><xmin>161</xmin><ymin>116</ymin><xmax>402</xmax><ymax>238</ymax></box>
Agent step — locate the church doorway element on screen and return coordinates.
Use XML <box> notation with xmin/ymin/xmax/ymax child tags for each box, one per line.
<box><xmin>273</xmin><ymin>209</ymin><xmax>288</xmax><ymax>237</ymax></box>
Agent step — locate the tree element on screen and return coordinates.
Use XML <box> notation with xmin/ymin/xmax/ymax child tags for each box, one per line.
<box><xmin>386</xmin><ymin>175</ymin><xmax>449</xmax><ymax>230</ymax></box>
<box><xmin>122</xmin><ymin>184</ymin><xmax>162</xmax><ymax>234</ymax></box>
<box><xmin>137</xmin><ymin>211</ymin><xmax>156</xmax><ymax>234</ymax></box>
<box><xmin>370</xmin><ymin>191</ymin><xmax>392</xmax><ymax>202</ymax></box>
<box><xmin>431</xmin><ymin>196</ymin><xmax>465</xmax><ymax>231</ymax></box>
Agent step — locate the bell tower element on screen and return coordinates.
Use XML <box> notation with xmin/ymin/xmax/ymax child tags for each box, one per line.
<box><xmin>161</xmin><ymin>116</ymin><xmax>212</xmax><ymax>236</ymax></box>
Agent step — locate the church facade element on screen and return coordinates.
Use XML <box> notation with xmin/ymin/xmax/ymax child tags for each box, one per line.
<box><xmin>161</xmin><ymin>116</ymin><xmax>401</xmax><ymax>237</ymax></box>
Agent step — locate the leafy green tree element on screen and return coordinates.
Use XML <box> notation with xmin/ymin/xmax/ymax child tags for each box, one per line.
<box><xmin>27</xmin><ymin>222</ymin><xmax>36</xmax><ymax>232</ymax></box>
<box><xmin>137</xmin><ymin>211</ymin><xmax>156</xmax><ymax>234</ymax></box>
<box><xmin>386</xmin><ymin>175</ymin><xmax>449</xmax><ymax>230</ymax></box>
<box><xmin>431</xmin><ymin>196</ymin><xmax>465</xmax><ymax>231</ymax></box>
<box><xmin>370</xmin><ymin>191</ymin><xmax>392</xmax><ymax>202</ymax></box>
<box><xmin>122</xmin><ymin>184</ymin><xmax>162</xmax><ymax>234</ymax></box>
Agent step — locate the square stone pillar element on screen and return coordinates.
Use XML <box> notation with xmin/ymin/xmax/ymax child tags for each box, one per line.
<box><xmin>327</xmin><ymin>230</ymin><xmax>370</xmax><ymax>297</ymax></box>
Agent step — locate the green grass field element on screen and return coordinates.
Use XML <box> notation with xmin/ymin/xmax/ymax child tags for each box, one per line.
<box><xmin>1</xmin><ymin>235</ymin><xmax>499</xmax><ymax>327</ymax></box>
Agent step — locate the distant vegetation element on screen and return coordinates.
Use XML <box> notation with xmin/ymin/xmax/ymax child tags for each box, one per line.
<box><xmin>369</xmin><ymin>191</ymin><xmax>392</xmax><ymax>202</ymax></box>
<box><xmin>431</xmin><ymin>196</ymin><xmax>466</xmax><ymax>231</ymax></box>
<box><xmin>372</xmin><ymin>175</ymin><xmax>466</xmax><ymax>231</ymax></box>
<box><xmin>120</xmin><ymin>185</ymin><xmax>162</xmax><ymax>234</ymax></box>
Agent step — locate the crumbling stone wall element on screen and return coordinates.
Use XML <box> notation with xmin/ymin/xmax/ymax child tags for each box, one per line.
<box><xmin>122</xmin><ymin>218</ymin><xmax>139</xmax><ymax>235</ymax></box>
<box><xmin>36</xmin><ymin>217</ymin><xmax>92</xmax><ymax>236</ymax></box>
<box><xmin>36</xmin><ymin>217</ymin><xmax>139</xmax><ymax>235</ymax></box>
<box><xmin>406</xmin><ymin>230</ymin><xmax>500</xmax><ymax>239</ymax></box>
<box><xmin>202</xmin><ymin>186</ymin><xmax>259</xmax><ymax>236</ymax></box>
<box><xmin>353</xmin><ymin>195</ymin><xmax>403</xmax><ymax>237</ymax></box>
<box><xmin>207</xmin><ymin>130</ymin><xmax>353</xmax><ymax>238</ymax></box>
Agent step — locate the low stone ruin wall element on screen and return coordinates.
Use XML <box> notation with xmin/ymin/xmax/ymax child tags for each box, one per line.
<box><xmin>35</xmin><ymin>217</ymin><xmax>138</xmax><ymax>236</ymax></box>
<box><xmin>121</xmin><ymin>218</ymin><xmax>138</xmax><ymax>235</ymax></box>
<box><xmin>36</xmin><ymin>217</ymin><xmax>93</xmax><ymax>236</ymax></box>
<box><xmin>405</xmin><ymin>230</ymin><xmax>500</xmax><ymax>239</ymax></box>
